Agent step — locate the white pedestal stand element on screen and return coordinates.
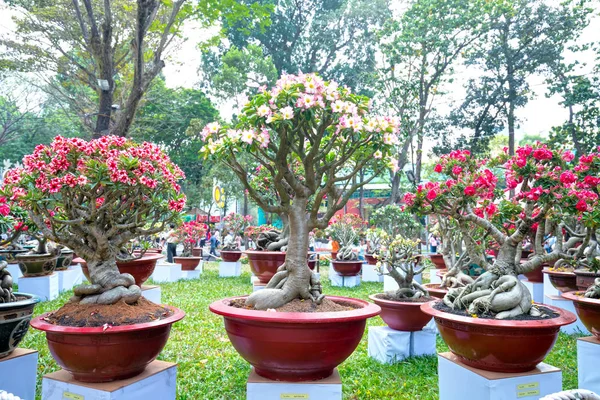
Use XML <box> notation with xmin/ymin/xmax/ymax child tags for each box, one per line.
<box><xmin>19</xmin><ymin>273</ymin><xmax>59</xmax><ymax>301</ymax></box>
<box><xmin>362</xmin><ymin>263</ymin><xmax>382</xmax><ymax>283</ymax></box>
<box><xmin>219</xmin><ymin>261</ymin><xmax>241</xmax><ymax>277</ymax></box>
<box><xmin>330</xmin><ymin>272</ymin><xmax>361</xmax><ymax>288</ymax></box>
<box><xmin>0</xmin><ymin>348</ymin><xmax>37</xmax><ymax>400</ymax></box>
<box><xmin>181</xmin><ymin>262</ymin><xmax>203</xmax><ymax>280</ymax></box>
<box><xmin>368</xmin><ymin>325</ymin><xmax>436</xmax><ymax>364</ymax></box>
<box><xmin>6</xmin><ymin>264</ymin><xmax>22</xmax><ymax>284</ymax></box>
<box><xmin>57</xmin><ymin>265</ymin><xmax>84</xmax><ymax>293</ymax></box>
<box><xmin>543</xmin><ymin>273</ymin><xmax>560</xmax><ymax>303</ymax></box>
<box><xmin>438</xmin><ymin>352</ymin><xmax>562</xmax><ymax>400</ymax></box>
<box><xmin>247</xmin><ymin>368</ymin><xmax>341</xmax><ymax>400</ymax></box>
<box><xmin>544</xmin><ymin>294</ymin><xmax>587</xmax><ymax>334</ymax></box>
<box><xmin>429</xmin><ymin>268</ymin><xmax>442</xmax><ymax>285</ymax></box>
<box><xmin>141</xmin><ymin>285</ymin><xmax>161</xmax><ymax>303</ymax></box>
<box><xmin>42</xmin><ymin>360</ymin><xmax>177</xmax><ymax>400</ymax></box>
<box><xmin>578</xmin><ymin>336</ymin><xmax>600</xmax><ymax>393</ymax></box>
<box><xmin>151</xmin><ymin>262</ymin><xmax>182</xmax><ymax>283</ymax></box>
<box><xmin>253</xmin><ymin>281</ymin><xmax>267</xmax><ymax>292</ymax></box>
<box><xmin>522</xmin><ymin>279</ymin><xmax>544</xmax><ymax>304</ymax></box>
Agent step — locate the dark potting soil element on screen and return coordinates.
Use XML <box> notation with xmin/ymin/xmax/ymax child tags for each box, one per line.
<box><xmin>433</xmin><ymin>301</ymin><xmax>560</xmax><ymax>320</ymax></box>
<box><xmin>44</xmin><ymin>298</ymin><xmax>173</xmax><ymax>327</ymax></box>
<box><xmin>229</xmin><ymin>298</ymin><xmax>360</xmax><ymax>312</ymax></box>
<box><xmin>376</xmin><ymin>293</ymin><xmax>434</xmax><ymax>303</ymax></box>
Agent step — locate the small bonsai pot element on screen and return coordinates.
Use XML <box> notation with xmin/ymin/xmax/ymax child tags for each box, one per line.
<box><xmin>221</xmin><ymin>251</ymin><xmax>242</xmax><ymax>262</ymax></box>
<box><xmin>365</xmin><ymin>254</ymin><xmax>378</xmax><ymax>265</ymax></box>
<box><xmin>246</xmin><ymin>251</ymin><xmax>286</xmax><ymax>283</ymax></box>
<box><xmin>209</xmin><ymin>295</ymin><xmax>380</xmax><ymax>381</ymax></box>
<box><xmin>429</xmin><ymin>254</ymin><xmax>446</xmax><ymax>269</ymax></box>
<box><xmin>30</xmin><ymin>306</ymin><xmax>185</xmax><ymax>382</ymax></box>
<box><xmin>331</xmin><ymin>260</ymin><xmax>362</xmax><ymax>277</ymax></box>
<box><xmin>0</xmin><ymin>293</ymin><xmax>40</xmax><ymax>358</ymax></box>
<box><xmin>543</xmin><ymin>268</ymin><xmax>578</xmax><ymax>293</ymax></box>
<box><xmin>173</xmin><ymin>256</ymin><xmax>202</xmax><ymax>271</ymax></box>
<box><xmin>331</xmin><ymin>251</ymin><xmax>338</xmax><ymax>260</ymax></box>
<box><xmin>0</xmin><ymin>249</ymin><xmax>28</xmax><ymax>263</ymax></box>
<box><xmin>55</xmin><ymin>249</ymin><xmax>74</xmax><ymax>271</ymax></box>
<box><xmin>522</xmin><ymin>263</ymin><xmax>544</xmax><ymax>283</ymax></box>
<box><xmin>562</xmin><ymin>291</ymin><xmax>600</xmax><ymax>338</ymax></box>
<box><xmin>16</xmin><ymin>253</ymin><xmax>58</xmax><ymax>277</ymax></box>
<box><xmin>421</xmin><ymin>301</ymin><xmax>576</xmax><ymax>372</ymax></box>
<box><xmin>574</xmin><ymin>269</ymin><xmax>600</xmax><ymax>291</ymax></box>
<box><xmin>145</xmin><ymin>248</ymin><xmax>163</xmax><ymax>254</ymax></box>
<box><xmin>79</xmin><ymin>253</ymin><xmax>163</xmax><ymax>285</ymax></box>
<box><xmin>369</xmin><ymin>294</ymin><xmax>433</xmax><ymax>331</ymax></box>
<box><xmin>192</xmin><ymin>247</ymin><xmax>202</xmax><ymax>257</ymax></box>
<box><xmin>423</xmin><ymin>283</ymin><xmax>448</xmax><ymax>299</ymax></box>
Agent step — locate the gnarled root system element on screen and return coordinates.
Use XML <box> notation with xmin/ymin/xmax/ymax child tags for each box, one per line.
<box><xmin>540</xmin><ymin>389</ymin><xmax>600</xmax><ymax>400</ymax></box>
<box><xmin>71</xmin><ymin>272</ymin><xmax>141</xmax><ymax>305</ymax></box>
<box><xmin>585</xmin><ymin>278</ymin><xmax>600</xmax><ymax>299</ymax></box>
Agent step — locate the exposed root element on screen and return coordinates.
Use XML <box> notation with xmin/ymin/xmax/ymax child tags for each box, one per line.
<box><xmin>540</xmin><ymin>389</ymin><xmax>600</xmax><ymax>400</ymax></box>
<box><xmin>0</xmin><ymin>262</ymin><xmax>15</xmax><ymax>303</ymax></box>
<box><xmin>72</xmin><ymin>273</ymin><xmax>141</xmax><ymax>305</ymax></box>
<box><xmin>336</xmin><ymin>246</ymin><xmax>357</xmax><ymax>261</ymax></box>
<box><xmin>585</xmin><ymin>278</ymin><xmax>600</xmax><ymax>298</ymax></box>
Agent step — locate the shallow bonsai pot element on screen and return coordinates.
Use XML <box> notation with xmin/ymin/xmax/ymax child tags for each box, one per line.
<box><xmin>192</xmin><ymin>247</ymin><xmax>202</xmax><ymax>257</ymax></box>
<box><xmin>31</xmin><ymin>306</ymin><xmax>185</xmax><ymax>382</ymax></box>
<box><xmin>523</xmin><ymin>263</ymin><xmax>544</xmax><ymax>283</ymax></box>
<box><xmin>365</xmin><ymin>254</ymin><xmax>378</xmax><ymax>265</ymax></box>
<box><xmin>16</xmin><ymin>253</ymin><xmax>58</xmax><ymax>277</ymax></box>
<box><xmin>429</xmin><ymin>254</ymin><xmax>446</xmax><ymax>269</ymax></box>
<box><xmin>574</xmin><ymin>269</ymin><xmax>600</xmax><ymax>291</ymax></box>
<box><xmin>79</xmin><ymin>253</ymin><xmax>163</xmax><ymax>285</ymax></box>
<box><xmin>331</xmin><ymin>251</ymin><xmax>338</xmax><ymax>260</ymax></box>
<box><xmin>221</xmin><ymin>251</ymin><xmax>242</xmax><ymax>262</ymax></box>
<box><xmin>173</xmin><ymin>256</ymin><xmax>202</xmax><ymax>271</ymax></box>
<box><xmin>369</xmin><ymin>294</ymin><xmax>433</xmax><ymax>331</ymax></box>
<box><xmin>562</xmin><ymin>291</ymin><xmax>600</xmax><ymax>338</ymax></box>
<box><xmin>331</xmin><ymin>260</ymin><xmax>362</xmax><ymax>277</ymax></box>
<box><xmin>55</xmin><ymin>249</ymin><xmax>74</xmax><ymax>271</ymax></box>
<box><xmin>246</xmin><ymin>251</ymin><xmax>286</xmax><ymax>283</ymax></box>
<box><xmin>421</xmin><ymin>301</ymin><xmax>576</xmax><ymax>372</ymax></box>
<box><xmin>0</xmin><ymin>293</ymin><xmax>40</xmax><ymax>358</ymax></box>
<box><xmin>209</xmin><ymin>295</ymin><xmax>380</xmax><ymax>381</ymax></box>
<box><xmin>423</xmin><ymin>283</ymin><xmax>448</xmax><ymax>299</ymax></box>
<box><xmin>543</xmin><ymin>268</ymin><xmax>578</xmax><ymax>293</ymax></box>
<box><xmin>145</xmin><ymin>248</ymin><xmax>163</xmax><ymax>254</ymax></box>
<box><xmin>0</xmin><ymin>249</ymin><xmax>28</xmax><ymax>263</ymax></box>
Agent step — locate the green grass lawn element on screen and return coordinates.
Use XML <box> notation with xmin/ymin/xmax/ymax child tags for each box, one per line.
<box><xmin>21</xmin><ymin>262</ymin><xmax>583</xmax><ymax>399</ymax></box>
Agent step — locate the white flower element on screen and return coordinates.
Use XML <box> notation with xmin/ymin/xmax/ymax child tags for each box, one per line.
<box><xmin>365</xmin><ymin>118</ymin><xmax>378</xmax><ymax>132</ymax></box>
<box><xmin>387</xmin><ymin>156</ymin><xmax>399</xmax><ymax>173</ymax></box>
<box><xmin>374</xmin><ymin>150</ymin><xmax>383</xmax><ymax>159</ymax></box>
<box><xmin>207</xmin><ymin>122</ymin><xmax>220</xmax><ymax>133</ymax></box>
<box><xmin>226</xmin><ymin>129</ymin><xmax>241</xmax><ymax>142</ymax></box>
<box><xmin>332</xmin><ymin>100</ymin><xmax>345</xmax><ymax>113</ymax></box>
<box><xmin>256</xmin><ymin>104</ymin><xmax>271</xmax><ymax>117</ymax></box>
<box><xmin>241</xmin><ymin>130</ymin><xmax>255</xmax><ymax>145</ymax></box>
<box><xmin>303</xmin><ymin>95</ymin><xmax>314</xmax><ymax>108</ymax></box>
<box><xmin>281</xmin><ymin>106</ymin><xmax>294</xmax><ymax>120</ymax></box>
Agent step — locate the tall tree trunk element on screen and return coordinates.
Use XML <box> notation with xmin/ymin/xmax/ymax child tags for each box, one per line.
<box><xmin>94</xmin><ymin>88</ymin><xmax>113</xmax><ymax>138</ymax></box>
<box><xmin>358</xmin><ymin>169</ymin><xmax>364</xmax><ymax>218</ymax></box>
<box><xmin>415</xmin><ymin>133</ymin><xmax>424</xmax><ymax>184</ymax></box>
<box><xmin>382</xmin><ymin>136</ymin><xmax>412</xmax><ymax>206</ymax></box>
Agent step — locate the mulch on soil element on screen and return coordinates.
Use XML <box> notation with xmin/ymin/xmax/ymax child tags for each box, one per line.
<box><xmin>44</xmin><ymin>298</ymin><xmax>173</xmax><ymax>327</ymax></box>
<box><xmin>433</xmin><ymin>301</ymin><xmax>560</xmax><ymax>320</ymax></box>
<box><xmin>377</xmin><ymin>293</ymin><xmax>434</xmax><ymax>302</ymax></box>
<box><xmin>230</xmin><ymin>297</ymin><xmax>359</xmax><ymax>312</ymax></box>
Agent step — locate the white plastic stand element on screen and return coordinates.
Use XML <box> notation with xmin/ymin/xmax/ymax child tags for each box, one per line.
<box><xmin>578</xmin><ymin>336</ymin><xmax>600</xmax><ymax>393</ymax></box>
<box><xmin>362</xmin><ymin>263</ymin><xmax>383</xmax><ymax>283</ymax></box>
<box><xmin>544</xmin><ymin>294</ymin><xmax>587</xmax><ymax>334</ymax></box>
<box><xmin>438</xmin><ymin>352</ymin><xmax>562</xmax><ymax>400</ymax></box>
<box><xmin>429</xmin><ymin>268</ymin><xmax>442</xmax><ymax>284</ymax></box>
<box><xmin>181</xmin><ymin>262</ymin><xmax>203</xmax><ymax>280</ymax></box>
<box><xmin>18</xmin><ymin>273</ymin><xmax>58</xmax><ymax>301</ymax></box>
<box><xmin>219</xmin><ymin>261</ymin><xmax>241</xmax><ymax>277</ymax></box>
<box><xmin>253</xmin><ymin>281</ymin><xmax>266</xmax><ymax>292</ymax></box>
<box><xmin>141</xmin><ymin>285</ymin><xmax>161</xmax><ymax>303</ymax></box>
<box><xmin>247</xmin><ymin>367</ymin><xmax>341</xmax><ymax>400</ymax></box>
<box><xmin>6</xmin><ymin>264</ymin><xmax>22</xmax><ymax>284</ymax></box>
<box><xmin>522</xmin><ymin>279</ymin><xmax>544</xmax><ymax>304</ymax></box>
<box><xmin>57</xmin><ymin>265</ymin><xmax>84</xmax><ymax>293</ymax></box>
<box><xmin>543</xmin><ymin>273</ymin><xmax>560</xmax><ymax>302</ymax></box>
<box><xmin>42</xmin><ymin>360</ymin><xmax>177</xmax><ymax>400</ymax></box>
<box><xmin>368</xmin><ymin>325</ymin><xmax>436</xmax><ymax>364</ymax></box>
<box><xmin>0</xmin><ymin>348</ymin><xmax>37</xmax><ymax>400</ymax></box>
<box><xmin>151</xmin><ymin>263</ymin><xmax>182</xmax><ymax>283</ymax></box>
<box><xmin>330</xmin><ymin>271</ymin><xmax>361</xmax><ymax>288</ymax></box>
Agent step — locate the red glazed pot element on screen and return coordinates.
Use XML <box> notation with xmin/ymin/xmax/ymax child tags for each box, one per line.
<box><xmin>145</xmin><ymin>248</ymin><xmax>163</xmax><ymax>254</ymax></box>
<box><xmin>331</xmin><ymin>260</ymin><xmax>362</xmax><ymax>277</ymax></box>
<box><xmin>523</xmin><ymin>264</ymin><xmax>544</xmax><ymax>283</ymax></box>
<box><xmin>221</xmin><ymin>251</ymin><xmax>242</xmax><ymax>262</ymax></box>
<box><xmin>78</xmin><ymin>253</ymin><xmax>162</xmax><ymax>286</ymax></box>
<box><xmin>331</xmin><ymin>251</ymin><xmax>338</xmax><ymax>260</ymax></box>
<box><xmin>30</xmin><ymin>306</ymin><xmax>185</xmax><ymax>382</ymax></box>
<box><xmin>365</xmin><ymin>254</ymin><xmax>378</xmax><ymax>265</ymax></box>
<box><xmin>423</xmin><ymin>283</ymin><xmax>448</xmax><ymax>299</ymax></box>
<box><xmin>421</xmin><ymin>301</ymin><xmax>576</xmax><ymax>372</ymax></box>
<box><xmin>192</xmin><ymin>247</ymin><xmax>203</xmax><ymax>257</ymax></box>
<box><xmin>543</xmin><ymin>269</ymin><xmax>578</xmax><ymax>293</ymax></box>
<box><xmin>369</xmin><ymin>294</ymin><xmax>433</xmax><ymax>331</ymax></box>
<box><xmin>173</xmin><ymin>256</ymin><xmax>202</xmax><ymax>271</ymax></box>
<box><xmin>209</xmin><ymin>295</ymin><xmax>380</xmax><ymax>381</ymax></box>
<box><xmin>429</xmin><ymin>254</ymin><xmax>446</xmax><ymax>269</ymax></box>
<box><xmin>246</xmin><ymin>251</ymin><xmax>286</xmax><ymax>283</ymax></box>
<box><xmin>574</xmin><ymin>270</ymin><xmax>600</xmax><ymax>291</ymax></box>
<box><xmin>307</xmin><ymin>257</ymin><xmax>317</xmax><ymax>271</ymax></box>
<box><xmin>562</xmin><ymin>291</ymin><xmax>600</xmax><ymax>338</ymax></box>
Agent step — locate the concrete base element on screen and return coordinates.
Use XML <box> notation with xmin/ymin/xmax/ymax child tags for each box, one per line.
<box><xmin>141</xmin><ymin>285</ymin><xmax>161</xmax><ymax>303</ymax></box>
<box><xmin>330</xmin><ymin>270</ymin><xmax>361</xmax><ymax>288</ymax></box>
<box><xmin>522</xmin><ymin>279</ymin><xmax>544</xmax><ymax>304</ymax></box>
<box><xmin>578</xmin><ymin>336</ymin><xmax>600</xmax><ymax>393</ymax></box>
<box><xmin>429</xmin><ymin>268</ymin><xmax>442</xmax><ymax>285</ymax></box>
<box><xmin>18</xmin><ymin>273</ymin><xmax>59</xmax><ymax>301</ymax></box>
<box><xmin>544</xmin><ymin>294</ymin><xmax>587</xmax><ymax>334</ymax></box>
<box><xmin>151</xmin><ymin>263</ymin><xmax>182</xmax><ymax>283</ymax></box>
<box><xmin>543</xmin><ymin>273</ymin><xmax>560</xmax><ymax>303</ymax></box>
<box><xmin>42</xmin><ymin>360</ymin><xmax>177</xmax><ymax>400</ymax></box>
<box><xmin>181</xmin><ymin>269</ymin><xmax>202</xmax><ymax>280</ymax></box>
<box><xmin>384</xmin><ymin>274</ymin><xmax>422</xmax><ymax>292</ymax></box>
<box><xmin>57</xmin><ymin>265</ymin><xmax>84</xmax><ymax>293</ymax></box>
<box><xmin>219</xmin><ymin>261</ymin><xmax>241</xmax><ymax>277</ymax></box>
<box><xmin>253</xmin><ymin>282</ymin><xmax>267</xmax><ymax>292</ymax></box>
<box><xmin>438</xmin><ymin>352</ymin><xmax>562</xmax><ymax>400</ymax></box>
<box><xmin>362</xmin><ymin>263</ymin><xmax>383</xmax><ymax>283</ymax></box>
<box><xmin>6</xmin><ymin>264</ymin><xmax>22</xmax><ymax>284</ymax></box>
<box><xmin>247</xmin><ymin>367</ymin><xmax>341</xmax><ymax>400</ymax></box>
<box><xmin>368</xmin><ymin>325</ymin><xmax>436</xmax><ymax>364</ymax></box>
<box><xmin>0</xmin><ymin>348</ymin><xmax>37</xmax><ymax>400</ymax></box>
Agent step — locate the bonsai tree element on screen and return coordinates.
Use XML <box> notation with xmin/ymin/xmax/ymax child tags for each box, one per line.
<box><xmin>198</xmin><ymin>73</ymin><xmax>400</xmax><ymax>309</ymax></box>
<box><xmin>244</xmin><ymin>224</ymin><xmax>278</xmax><ymax>250</ymax></box>
<box><xmin>0</xmin><ymin>200</ymin><xmax>24</xmax><ymax>303</ymax></box>
<box><xmin>222</xmin><ymin>212</ymin><xmax>252</xmax><ymax>251</ymax></box>
<box><xmin>366</xmin><ymin>228</ymin><xmax>387</xmax><ymax>256</ymax></box>
<box><xmin>325</xmin><ymin>214</ymin><xmax>365</xmax><ymax>261</ymax></box>
<box><xmin>175</xmin><ymin>221</ymin><xmax>207</xmax><ymax>257</ymax></box>
<box><xmin>379</xmin><ymin>236</ymin><xmax>428</xmax><ymax>300</ymax></box>
<box><xmin>404</xmin><ymin>145</ymin><xmax>589</xmax><ymax>318</ymax></box>
<box><xmin>0</xmin><ymin>136</ymin><xmax>186</xmax><ymax>305</ymax></box>
<box><xmin>370</xmin><ymin>205</ymin><xmax>421</xmax><ymax>239</ymax></box>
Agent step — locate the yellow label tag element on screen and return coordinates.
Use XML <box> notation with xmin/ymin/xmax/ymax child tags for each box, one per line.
<box><xmin>280</xmin><ymin>394</ymin><xmax>309</xmax><ymax>399</ymax></box>
<box><xmin>517</xmin><ymin>382</ymin><xmax>539</xmax><ymax>390</ymax></box>
<box><xmin>517</xmin><ymin>389</ymin><xmax>540</xmax><ymax>398</ymax></box>
<box><xmin>62</xmin><ymin>393</ymin><xmax>84</xmax><ymax>400</ymax></box>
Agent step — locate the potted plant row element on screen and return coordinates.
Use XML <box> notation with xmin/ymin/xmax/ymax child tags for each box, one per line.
<box><xmin>173</xmin><ymin>221</ymin><xmax>206</xmax><ymax>270</ymax></box>
<box><xmin>220</xmin><ymin>212</ymin><xmax>252</xmax><ymax>261</ymax></box>
<box><xmin>326</xmin><ymin>214</ymin><xmax>366</xmax><ymax>277</ymax></box>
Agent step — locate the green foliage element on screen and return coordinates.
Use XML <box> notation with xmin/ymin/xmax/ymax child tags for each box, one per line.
<box><xmin>370</xmin><ymin>205</ymin><xmax>421</xmax><ymax>239</ymax></box>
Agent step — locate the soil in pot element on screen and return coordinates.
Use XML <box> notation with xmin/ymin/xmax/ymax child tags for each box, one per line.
<box><xmin>433</xmin><ymin>302</ymin><xmax>559</xmax><ymax>321</ymax></box>
<box><xmin>230</xmin><ymin>297</ymin><xmax>358</xmax><ymax>313</ymax></box>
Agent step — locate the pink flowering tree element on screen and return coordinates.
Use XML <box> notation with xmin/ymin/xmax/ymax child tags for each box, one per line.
<box><xmin>175</xmin><ymin>221</ymin><xmax>206</xmax><ymax>257</ymax></box>
<box><xmin>198</xmin><ymin>73</ymin><xmax>401</xmax><ymax>310</ymax></box>
<box><xmin>404</xmin><ymin>145</ymin><xmax>594</xmax><ymax>318</ymax></box>
<box><xmin>222</xmin><ymin>213</ymin><xmax>252</xmax><ymax>251</ymax></box>
<box><xmin>0</xmin><ymin>136</ymin><xmax>186</xmax><ymax>305</ymax></box>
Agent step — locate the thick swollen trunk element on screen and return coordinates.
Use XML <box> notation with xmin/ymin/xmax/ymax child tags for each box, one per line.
<box><xmin>73</xmin><ymin>257</ymin><xmax>141</xmax><ymax>305</ymax></box>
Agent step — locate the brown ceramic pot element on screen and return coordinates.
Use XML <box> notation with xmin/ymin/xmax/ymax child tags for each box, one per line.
<box><xmin>562</xmin><ymin>291</ymin><xmax>600</xmax><ymax>338</ymax></box>
<box><xmin>221</xmin><ymin>251</ymin><xmax>242</xmax><ymax>262</ymax></box>
<box><xmin>331</xmin><ymin>260</ymin><xmax>362</xmax><ymax>277</ymax></box>
<box><xmin>429</xmin><ymin>254</ymin><xmax>446</xmax><ymax>269</ymax></box>
<box><xmin>423</xmin><ymin>283</ymin><xmax>448</xmax><ymax>299</ymax></box>
<box><xmin>543</xmin><ymin>268</ymin><xmax>578</xmax><ymax>293</ymax></box>
<box><xmin>369</xmin><ymin>294</ymin><xmax>433</xmax><ymax>331</ymax></box>
<box><xmin>574</xmin><ymin>269</ymin><xmax>600</xmax><ymax>291</ymax></box>
<box><xmin>173</xmin><ymin>256</ymin><xmax>202</xmax><ymax>271</ymax></box>
<box><xmin>365</xmin><ymin>254</ymin><xmax>378</xmax><ymax>265</ymax></box>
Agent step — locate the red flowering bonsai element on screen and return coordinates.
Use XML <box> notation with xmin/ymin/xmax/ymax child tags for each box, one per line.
<box><xmin>222</xmin><ymin>212</ymin><xmax>252</xmax><ymax>251</ymax></box>
<box><xmin>175</xmin><ymin>221</ymin><xmax>206</xmax><ymax>257</ymax></box>
<box><xmin>0</xmin><ymin>200</ymin><xmax>29</xmax><ymax>303</ymax></box>
<box><xmin>0</xmin><ymin>136</ymin><xmax>186</xmax><ymax>305</ymax></box>
<box><xmin>405</xmin><ymin>144</ymin><xmax>595</xmax><ymax>318</ymax></box>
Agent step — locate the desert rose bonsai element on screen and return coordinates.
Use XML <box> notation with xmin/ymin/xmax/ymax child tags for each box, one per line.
<box><xmin>221</xmin><ymin>212</ymin><xmax>252</xmax><ymax>251</ymax></box>
<box><xmin>326</xmin><ymin>214</ymin><xmax>365</xmax><ymax>261</ymax></box>
<box><xmin>175</xmin><ymin>221</ymin><xmax>207</xmax><ymax>257</ymax></box>
<box><xmin>379</xmin><ymin>236</ymin><xmax>428</xmax><ymax>299</ymax></box>
<box><xmin>198</xmin><ymin>73</ymin><xmax>401</xmax><ymax>309</ymax></box>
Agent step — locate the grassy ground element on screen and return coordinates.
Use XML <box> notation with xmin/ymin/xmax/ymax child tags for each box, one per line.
<box><xmin>21</xmin><ymin>262</ymin><xmax>583</xmax><ymax>400</ymax></box>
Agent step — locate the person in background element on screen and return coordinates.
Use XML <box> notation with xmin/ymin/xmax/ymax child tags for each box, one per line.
<box><xmin>214</xmin><ymin>229</ymin><xmax>221</xmax><ymax>248</ymax></box>
<box><xmin>166</xmin><ymin>224</ymin><xmax>178</xmax><ymax>263</ymax></box>
<box><xmin>428</xmin><ymin>232</ymin><xmax>438</xmax><ymax>253</ymax></box>
<box><xmin>223</xmin><ymin>230</ymin><xmax>235</xmax><ymax>249</ymax></box>
<box><xmin>308</xmin><ymin>231</ymin><xmax>316</xmax><ymax>252</ymax></box>
<box><xmin>210</xmin><ymin>233</ymin><xmax>218</xmax><ymax>257</ymax></box>
<box><xmin>357</xmin><ymin>239</ymin><xmax>366</xmax><ymax>261</ymax></box>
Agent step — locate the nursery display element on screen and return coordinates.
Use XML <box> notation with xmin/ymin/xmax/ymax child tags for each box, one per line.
<box><xmin>173</xmin><ymin>221</ymin><xmax>206</xmax><ymax>270</ymax></box>
<box><xmin>244</xmin><ymin>224</ymin><xmax>286</xmax><ymax>283</ymax></box>
<box><xmin>327</xmin><ymin>214</ymin><xmax>365</xmax><ymax>277</ymax></box>
<box><xmin>0</xmin><ymin>136</ymin><xmax>187</xmax><ymax>382</ymax></box>
<box><xmin>200</xmin><ymin>73</ymin><xmax>398</xmax><ymax>379</ymax></box>
<box><xmin>220</xmin><ymin>212</ymin><xmax>252</xmax><ymax>261</ymax></box>
<box><xmin>405</xmin><ymin>145</ymin><xmax>586</xmax><ymax>371</ymax></box>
